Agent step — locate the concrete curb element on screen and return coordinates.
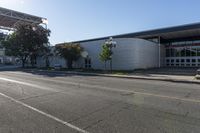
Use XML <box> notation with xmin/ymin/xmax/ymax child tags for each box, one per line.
<box><xmin>20</xmin><ymin>68</ymin><xmax>200</xmax><ymax>85</ymax></box>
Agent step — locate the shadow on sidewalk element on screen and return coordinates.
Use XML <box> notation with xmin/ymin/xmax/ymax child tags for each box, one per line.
<box><xmin>0</xmin><ymin>67</ymin><xmax>198</xmax><ymax>78</ymax></box>
<box><xmin>131</xmin><ymin>67</ymin><xmax>198</xmax><ymax>76</ymax></box>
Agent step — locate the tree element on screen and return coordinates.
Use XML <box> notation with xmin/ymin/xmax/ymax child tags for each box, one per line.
<box><xmin>42</xmin><ymin>44</ymin><xmax>53</xmax><ymax>68</ymax></box>
<box><xmin>55</xmin><ymin>43</ymin><xmax>83</xmax><ymax>69</ymax></box>
<box><xmin>0</xmin><ymin>33</ymin><xmax>6</xmax><ymax>48</ymax></box>
<box><xmin>99</xmin><ymin>44</ymin><xmax>112</xmax><ymax>70</ymax></box>
<box><xmin>2</xmin><ymin>23</ymin><xmax>50</xmax><ymax>68</ymax></box>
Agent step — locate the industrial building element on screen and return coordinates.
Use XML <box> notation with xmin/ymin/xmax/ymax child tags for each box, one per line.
<box><xmin>1</xmin><ymin>7</ymin><xmax>200</xmax><ymax>70</ymax></box>
<box><xmin>0</xmin><ymin>7</ymin><xmax>47</xmax><ymax>65</ymax></box>
<box><xmin>46</xmin><ymin>23</ymin><xmax>200</xmax><ymax>70</ymax></box>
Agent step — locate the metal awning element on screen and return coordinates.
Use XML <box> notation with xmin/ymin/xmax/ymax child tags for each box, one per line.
<box><xmin>136</xmin><ymin>28</ymin><xmax>200</xmax><ymax>40</ymax></box>
<box><xmin>0</xmin><ymin>7</ymin><xmax>47</xmax><ymax>30</ymax></box>
<box><xmin>74</xmin><ymin>22</ymin><xmax>200</xmax><ymax>43</ymax></box>
<box><xmin>116</xmin><ymin>23</ymin><xmax>200</xmax><ymax>40</ymax></box>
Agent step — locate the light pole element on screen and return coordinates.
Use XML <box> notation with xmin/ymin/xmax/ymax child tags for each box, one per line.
<box><xmin>105</xmin><ymin>37</ymin><xmax>117</xmax><ymax>73</ymax></box>
<box><xmin>42</xmin><ymin>18</ymin><xmax>48</xmax><ymax>29</ymax></box>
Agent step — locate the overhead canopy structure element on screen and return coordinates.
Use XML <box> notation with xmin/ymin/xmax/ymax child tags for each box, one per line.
<box><xmin>75</xmin><ymin>23</ymin><xmax>200</xmax><ymax>43</ymax></box>
<box><xmin>0</xmin><ymin>7</ymin><xmax>47</xmax><ymax>31</ymax></box>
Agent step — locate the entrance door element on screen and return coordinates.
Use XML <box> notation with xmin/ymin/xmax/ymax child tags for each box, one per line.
<box><xmin>85</xmin><ymin>58</ymin><xmax>91</xmax><ymax>69</ymax></box>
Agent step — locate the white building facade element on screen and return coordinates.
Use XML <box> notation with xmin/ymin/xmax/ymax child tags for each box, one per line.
<box><xmin>38</xmin><ymin>23</ymin><xmax>200</xmax><ymax>70</ymax></box>
<box><xmin>37</xmin><ymin>38</ymin><xmax>161</xmax><ymax>70</ymax></box>
<box><xmin>77</xmin><ymin>38</ymin><xmax>159</xmax><ymax>70</ymax></box>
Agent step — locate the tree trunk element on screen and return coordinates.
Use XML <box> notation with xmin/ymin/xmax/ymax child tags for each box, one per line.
<box><xmin>22</xmin><ymin>59</ymin><xmax>25</xmax><ymax>68</ymax></box>
<box><xmin>31</xmin><ymin>59</ymin><xmax>34</xmax><ymax>67</ymax></box>
<box><xmin>67</xmin><ymin>59</ymin><xmax>73</xmax><ymax>69</ymax></box>
<box><xmin>35</xmin><ymin>56</ymin><xmax>37</xmax><ymax>67</ymax></box>
<box><xmin>21</xmin><ymin>56</ymin><xmax>27</xmax><ymax>68</ymax></box>
<box><xmin>45</xmin><ymin>57</ymin><xmax>50</xmax><ymax>68</ymax></box>
<box><xmin>104</xmin><ymin>61</ymin><xmax>106</xmax><ymax>71</ymax></box>
<box><xmin>30</xmin><ymin>55</ymin><xmax>37</xmax><ymax>68</ymax></box>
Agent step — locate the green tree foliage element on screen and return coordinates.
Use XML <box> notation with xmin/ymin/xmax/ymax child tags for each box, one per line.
<box><xmin>55</xmin><ymin>43</ymin><xmax>83</xmax><ymax>69</ymax></box>
<box><xmin>2</xmin><ymin>23</ymin><xmax>50</xmax><ymax>67</ymax></box>
<box><xmin>99</xmin><ymin>44</ymin><xmax>112</xmax><ymax>70</ymax></box>
<box><xmin>0</xmin><ymin>33</ymin><xmax>6</xmax><ymax>48</ymax></box>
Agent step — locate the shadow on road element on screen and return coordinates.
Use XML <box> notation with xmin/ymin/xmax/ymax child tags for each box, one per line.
<box><xmin>131</xmin><ymin>67</ymin><xmax>198</xmax><ymax>76</ymax></box>
<box><xmin>0</xmin><ymin>68</ymin><xmax>97</xmax><ymax>78</ymax></box>
<box><xmin>0</xmin><ymin>67</ymin><xmax>198</xmax><ymax>77</ymax></box>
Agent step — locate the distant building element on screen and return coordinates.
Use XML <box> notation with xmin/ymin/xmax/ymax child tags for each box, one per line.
<box><xmin>0</xmin><ymin>7</ymin><xmax>47</xmax><ymax>66</ymax></box>
<box><xmin>42</xmin><ymin>23</ymin><xmax>200</xmax><ymax>70</ymax></box>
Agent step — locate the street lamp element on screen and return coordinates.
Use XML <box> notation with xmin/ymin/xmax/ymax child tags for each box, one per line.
<box><xmin>105</xmin><ymin>37</ymin><xmax>117</xmax><ymax>73</ymax></box>
<box><xmin>42</xmin><ymin>18</ymin><xmax>48</xmax><ymax>29</ymax></box>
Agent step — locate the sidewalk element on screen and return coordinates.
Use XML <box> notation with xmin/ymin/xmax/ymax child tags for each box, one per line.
<box><xmin>76</xmin><ymin>72</ymin><xmax>200</xmax><ymax>84</ymax></box>
<box><xmin>23</xmin><ymin>69</ymin><xmax>200</xmax><ymax>85</ymax></box>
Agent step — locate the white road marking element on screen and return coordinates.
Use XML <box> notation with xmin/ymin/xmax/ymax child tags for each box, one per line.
<box><xmin>0</xmin><ymin>77</ymin><xmax>200</xmax><ymax>104</ymax></box>
<box><xmin>0</xmin><ymin>77</ymin><xmax>57</xmax><ymax>92</ymax></box>
<box><xmin>0</xmin><ymin>92</ymin><xmax>89</xmax><ymax>133</ymax></box>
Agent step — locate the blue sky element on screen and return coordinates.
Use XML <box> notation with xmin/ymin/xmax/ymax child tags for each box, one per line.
<box><xmin>1</xmin><ymin>0</ymin><xmax>200</xmax><ymax>45</ymax></box>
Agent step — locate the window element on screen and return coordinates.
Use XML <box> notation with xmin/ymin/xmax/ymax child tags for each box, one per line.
<box><xmin>186</xmin><ymin>47</ymin><xmax>191</xmax><ymax>57</ymax></box>
<box><xmin>192</xmin><ymin>59</ymin><xmax>196</xmax><ymax>67</ymax></box>
<box><xmin>186</xmin><ymin>59</ymin><xmax>190</xmax><ymax>62</ymax></box>
<box><xmin>197</xmin><ymin>48</ymin><xmax>200</xmax><ymax>56</ymax></box>
<box><xmin>179</xmin><ymin>41</ymin><xmax>186</xmax><ymax>45</ymax></box>
<box><xmin>171</xmin><ymin>59</ymin><xmax>175</xmax><ymax>66</ymax></box>
<box><xmin>187</xmin><ymin>41</ymin><xmax>193</xmax><ymax>44</ymax></box>
<box><xmin>180</xmin><ymin>48</ymin><xmax>186</xmax><ymax>57</ymax></box>
<box><xmin>186</xmin><ymin>59</ymin><xmax>190</xmax><ymax>63</ymax></box>
<box><xmin>175</xmin><ymin>48</ymin><xmax>181</xmax><ymax>57</ymax></box>
<box><xmin>181</xmin><ymin>59</ymin><xmax>185</xmax><ymax>63</ymax></box>
<box><xmin>85</xmin><ymin>58</ymin><xmax>91</xmax><ymax>69</ymax></box>
<box><xmin>166</xmin><ymin>49</ymin><xmax>170</xmax><ymax>57</ymax></box>
<box><xmin>171</xmin><ymin>48</ymin><xmax>175</xmax><ymax>57</ymax></box>
<box><xmin>191</xmin><ymin>48</ymin><xmax>197</xmax><ymax>56</ymax></box>
<box><xmin>193</xmin><ymin>40</ymin><xmax>200</xmax><ymax>44</ymax></box>
<box><xmin>192</xmin><ymin>59</ymin><xmax>196</xmax><ymax>63</ymax></box>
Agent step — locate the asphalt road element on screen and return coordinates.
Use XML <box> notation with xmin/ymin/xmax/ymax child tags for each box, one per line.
<box><xmin>0</xmin><ymin>70</ymin><xmax>200</xmax><ymax>133</ymax></box>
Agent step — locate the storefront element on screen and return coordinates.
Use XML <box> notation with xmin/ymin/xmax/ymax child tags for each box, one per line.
<box><xmin>165</xmin><ymin>40</ymin><xmax>200</xmax><ymax>67</ymax></box>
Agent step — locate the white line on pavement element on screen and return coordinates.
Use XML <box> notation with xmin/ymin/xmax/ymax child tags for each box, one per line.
<box><xmin>0</xmin><ymin>77</ymin><xmax>57</xmax><ymax>92</ymax></box>
<box><xmin>0</xmin><ymin>77</ymin><xmax>200</xmax><ymax>104</ymax></box>
<box><xmin>0</xmin><ymin>92</ymin><xmax>89</xmax><ymax>133</ymax></box>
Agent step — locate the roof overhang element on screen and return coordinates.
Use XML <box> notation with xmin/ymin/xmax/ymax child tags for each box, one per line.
<box><xmin>126</xmin><ymin>23</ymin><xmax>200</xmax><ymax>40</ymax></box>
<box><xmin>0</xmin><ymin>7</ymin><xmax>47</xmax><ymax>31</ymax></box>
<box><xmin>73</xmin><ymin>23</ymin><xmax>200</xmax><ymax>43</ymax></box>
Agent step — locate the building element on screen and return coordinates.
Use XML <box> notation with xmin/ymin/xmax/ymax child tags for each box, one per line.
<box><xmin>45</xmin><ymin>23</ymin><xmax>200</xmax><ymax>70</ymax></box>
<box><xmin>0</xmin><ymin>7</ymin><xmax>47</xmax><ymax>65</ymax></box>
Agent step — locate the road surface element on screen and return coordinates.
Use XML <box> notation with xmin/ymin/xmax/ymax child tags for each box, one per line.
<box><xmin>0</xmin><ymin>69</ymin><xmax>200</xmax><ymax>133</ymax></box>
